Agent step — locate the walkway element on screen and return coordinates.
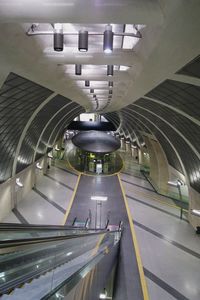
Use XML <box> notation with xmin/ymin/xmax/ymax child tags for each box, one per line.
<box><xmin>120</xmin><ymin>159</ymin><xmax>200</xmax><ymax>300</ymax></box>
<box><xmin>3</xmin><ymin>164</ymin><xmax>78</xmax><ymax>225</ymax></box>
<box><xmin>65</xmin><ymin>174</ymin><xmax>145</xmax><ymax>300</ymax></box>
<box><xmin>2</xmin><ymin>152</ymin><xmax>200</xmax><ymax>299</ymax></box>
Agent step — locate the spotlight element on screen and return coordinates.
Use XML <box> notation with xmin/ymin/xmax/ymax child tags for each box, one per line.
<box><xmin>90</xmin><ymin>88</ymin><xmax>94</xmax><ymax>93</ymax></box>
<box><xmin>75</xmin><ymin>64</ymin><xmax>82</xmax><ymax>75</ymax></box>
<box><xmin>54</xmin><ymin>23</ymin><xmax>64</xmax><ymax>51</ymax></box>
<box><xmin>109</xmin><ymin>90</ymin><xmax>113</xmax><ymax>95</ymax></box>
<box><xmin>55</xmin><ymin>145</ymin><xmax>60</xmax><ymax>151</ymax></box>
<box><xmin>93</xmin><ymin>94</ymin><xmax>96</xmax><ymax>98</ymax></box>
<box><xmin>103</xmin><ymin>25</ymin><xmax>113</xmax><ymax>53</ymax></box>
<box><xmin>78</xmin><ymin>30</ymin><xmax>88</xmax><ymax>52</ymax></box>
<box><xmin>107</xmin><ymin>65</ymin><xmax>113</xmax><ymax>76</ymax></box>
<box><xmin>108</xmin><ymin>81</ymin><xmax>113</xmax><ymax>88</ymax></box>
<box><xmin>16</xmin><ymin>178</ymin><xmax>23</xmax><ymax>188</ymax></box>
<box><xmin>36</xmin><ymin>162</ymin><xmax>43</xmax><ymax>170</ymax></box>
<box><xmin>48</xmin><ymin>153</ymin><xmax>53</xmax><ymax>158</ymax></box>
<box><xmin>85</xmin><ymin>80</ymin><xmax>90</xmax><ymax>87</ymax></box>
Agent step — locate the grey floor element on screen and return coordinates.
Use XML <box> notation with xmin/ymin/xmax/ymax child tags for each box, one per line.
<box><xmin>2</xmin><ymin>165</ymin><xmax>78</xmax><ymax>225</ymax></box>
<box><xmin>2</xmin><ymin>153</ymin><xmax>200</xmax><ymax>300</ymax></box>
<box><xmin>120</xmin><ymin>157</ymin><xmax>200</xmax><ymax>300</ymax></box>
<box><xmin>66</xmin><ymin>174</ymin><xmax>144</xmax><ymax>300</ymax></box>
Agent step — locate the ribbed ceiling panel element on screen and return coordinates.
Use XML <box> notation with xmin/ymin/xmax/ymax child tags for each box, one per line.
<box><xmin>0</xmin><ymin>72</ymin><xmax>53</xmax><ymax>183</ymax></box>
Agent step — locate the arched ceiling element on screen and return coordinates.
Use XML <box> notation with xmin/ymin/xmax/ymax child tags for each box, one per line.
<box><xmin>0</xmin><ymin>1</ymin><xmax>199</xmax><ymax>112</ymax></box>
<box><xmin>0</xmin><ymin>1</ymin><xmax>200</xmax><ymax>194</ymax></box>
<box><xmin>105</xmin><ymin>56</ymin><xmax>200</xmax><ymax>193</ymax></box>
<box><xmin>0</xmin><ymin>72</ymin><xmax>84</xmax><ymax>183</ymax></box>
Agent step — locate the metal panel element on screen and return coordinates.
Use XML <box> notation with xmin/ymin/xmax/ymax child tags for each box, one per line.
<box><xmin>176</xmin><ymin>55</ymin><xmax>200</xmax><ymax>79</ymax></box>
<box><xmin>48</xmin><ymin>107</ymin><xmax>84</xmax><ymax>146</ymax></box>
<box><xmin>16</xmin><ymin>95</ymin><xmax>72</xmax><ymax>173</ymax></box>
<box><xmin>121</xmin><ymin>107</ymin><xmax>183</xmax><ymax>174</ymax></box>
<box><xmin>36</xmin><ymin>106</ymin><xmax>84</xmax><ymax>161</ymax></box>
<box><xmin>0</xmin><ymin>72</ymin><xmax>53</xmax><ymax>183</ymax></box>
<box><xmin>145</xmin><ymin>79</ymin><xmax>200</xmax><ymax>121</ymax></box>
<box><xmin>136</xmin><ymin>98</ymin><xmax>200</xmax><ymax>153</ymax></box>
<box><xmin>132</xmin><ymin>106</ymin><xmax>200</xmax><ymax>192</ymax></box>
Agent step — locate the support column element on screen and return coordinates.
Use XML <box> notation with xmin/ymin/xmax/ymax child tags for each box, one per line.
<box><xmin>125</xmin><ymin>140</ymin><xmax>131</xmax><ymax>153</ymax></box>
<box><xmin>138</xmin><ymin>148</ymin><xmax>143</xmax><ymax>165</ymax></box>
<box><xmin>188</xmin><ymin>187</ymin><xmax>200</xmax><ymax>229</ymax></box>
<box><xmin>144</xmin><ymin>136</ymin><xmax>169</xmax><ymax>194</ymax></box>
<box><xmin>120</xmin><ymin>136</ymin><xmax>125</xmax><ymax>151</ymax></box>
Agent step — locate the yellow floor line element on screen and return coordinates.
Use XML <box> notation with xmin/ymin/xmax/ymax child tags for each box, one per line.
<box><xmin>65</xmin><ymin>157</ymin><xmax>82</xmax><ymax>176</ymax></box>
<box><xmin>118</xmin><ymin>174</ymin><xmax>150</xmax><ymax>300</ymax></box>
<box><xmin>62</xmin><ymin>173</ymin><xmax>81</xmax><ymax>225</ymax></box>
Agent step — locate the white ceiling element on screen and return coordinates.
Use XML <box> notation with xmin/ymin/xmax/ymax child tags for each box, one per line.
<box><xmin>0</xmin><ymin>0</ymin><xmax>199</xmax><ymax>113</ymax></box>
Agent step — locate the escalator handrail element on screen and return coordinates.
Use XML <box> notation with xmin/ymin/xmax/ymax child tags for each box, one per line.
<box><xmin>41</xmin><ymin>238</ymin><xmax>119</xmax><ymax>300</ymax></box>
<box><xmin>0</xmin><ymin>231</ymin><xmax>120</xmax><ymax>296</ymax></box>
<box><xmin>0</xmin><ymin>223</ymin><xmax>109</xmax><ymax>232</ymax></box>
<box><xmin>0</xmin><ymin>230</ymin><xmax>118</xmax><ymax>250</ymax></box>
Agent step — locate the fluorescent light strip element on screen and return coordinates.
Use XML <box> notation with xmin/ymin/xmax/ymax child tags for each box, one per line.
<box><xmin>191</xmin><ymin>209</ymin><xmax>200</xmax><ymax>217</ymax></box>
<box><xmin>91</xmin><ymin>196</ymin><xmax>108</xmax><ymax>201</ymax></box>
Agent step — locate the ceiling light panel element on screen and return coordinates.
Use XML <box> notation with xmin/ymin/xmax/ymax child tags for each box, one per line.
<box><xmin>26</xmin><ymin>22</ymin><xmax>145</xmax><ymax>110</ymax></box>
<box><xmin>123</xmin><ymin>24</ymin><xmax>140</xmax><ymax>49</ymax></box>
<box><xmin>119</xmin><ymin>65</ymin><xmax>130</xmax><ymax>71</ymax></box>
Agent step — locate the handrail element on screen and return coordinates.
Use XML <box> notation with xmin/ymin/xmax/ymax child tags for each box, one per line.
<box><xmin>0</xmin><ymin>230</ymin><xmax>120</xmax><ymax>297</ymax></box>
<box><xmin>0</xmin><ymin>223</ymin><xmax>107</xmax><ymax>232</ymax></box>
<box><xmin>71</xmin><ymin>217</ymin><xmax>77</xmax><ymax>226</ymax></box>
<box><xmin>0</xmin><ymin>223</ymin><xmax>80</xmax><ymax>231</ymax></box>
<box><xmin>105</xmin><ymin>219</ymin><xmax>109</xmax><ymax>229</ymax></box>
<box><xmin>41</xmin><ymin>239</ymin><xmax>119</xmax><ymax>300</ymax></box>
<box><xmin>0</xmin><ymin>230</ymin><xmax>110</xmax><ymax>248</ymax></box>
<box><xmin>84</xmin><ymin>217</ymin><xmax>89</xmax><ymax>228</ymax></box>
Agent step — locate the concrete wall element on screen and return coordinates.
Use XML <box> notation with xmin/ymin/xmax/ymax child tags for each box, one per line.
<box><xmin>144</xmin><ymin>136</ymin><xmax>169</xmax><ymax>194</ymax></box>
<box><xmin>168</xmin><ymin>165</ymin><xmax>188</xmax><ymax>201</ymax></box>
<box><xmin>0</xmin><ymin>155</ymin><xmax>48</xmax><ymax>221</ymax></box>
<box><xmin>188</xmin><ymin>187</ymin><xmax>200</xmax><ymax>229</ymax></box>
<box><xmin>143</xmin><ymin>136</ymin><xmax>189</xmax><ymax>202</ymax></box>
<box><xmin>0</xmin><ymin>179</ymin><xmax>13</xmax><ymax>221</ymax></box>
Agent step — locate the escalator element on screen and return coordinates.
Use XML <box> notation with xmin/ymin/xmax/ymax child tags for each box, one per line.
<box><xmin>0</xmin><ymin>224</ymin><xmax>121</xmax><ymax>300</ymax></box>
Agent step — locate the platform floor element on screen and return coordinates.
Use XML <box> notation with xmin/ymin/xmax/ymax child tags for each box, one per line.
<box><xmin>3</xmin><ymin>164</ymin><xmax>77</xmax><ymax>225</ymax></box>
<box><xmin>120</xmin><ymin>159</ymin><xmax>200</xmax><ymax>300</ymax></box>
<box><xmin>2</xmin><ymin>153</ymin><xmax>200</xmax><ymax>299</ymax></box>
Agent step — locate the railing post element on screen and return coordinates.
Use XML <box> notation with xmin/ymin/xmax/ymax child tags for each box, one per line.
<box><xmin>180</xmin><ymin>207</ymin><xmax>183</xmax><ymax>220</ymax></box>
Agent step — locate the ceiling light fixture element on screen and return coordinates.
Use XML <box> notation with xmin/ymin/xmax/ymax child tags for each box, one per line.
<box><xmin>54</xmin><ymin>23</ymin><xmax>64</xmax><ymax>52</ymax></box>
<box><xmin>85</xmin><ymin>80</ymin><xmax>90</xmax><ymax>87</ymax></box>
<box><xmin>78</xmin><ymin>30</ymin><xmax>88</xmax><ymax>52</ymax></box>
<box><xmin>108</xmin><ymin>81</ymin><xmax>113</xmax><ymax>88</ymax></box>
<box><xmin>75</xmin><ymin>64</ymin><xmax>82</xmax><ymax>75</ymax></box>
<box><xmin>119</xmin><ymin>65</ymin><xmax>130</xmax><ymax>71</ymax></box>
<box><xmin>91</xmin><ymin>196</ymin><xmax>108</xmax><ymax>201</ymax></box>
<box><xmin>55</xmin><ymin>145</ymin><xmax>60</xmax><ymax>151</ymax></box>
<box><xmin>36</xmin><ymin>162</ymin><xmax>43</xmax><ymax>170</ymax></box>
<box><xmin>109</xmin><ymin>90</ymin><xmax>113</xmax><ymax>95</ymax></box>
<box><xmin>107</xmin><ymin>65</ymin><xmax>113</xmax><ymax>76</ymax></box>
<box><xmin>93</xmin><ymin>94</ymin><xmax>96</xmax><ymax>98</ymax></box>
<box><xmin>103</xmin><ymin>25</ymin><xmax>113</xmax><ymax>53</ymax></box>
<box><xmin>191</xmin><ymin>209</ymin><xmax>200</xmax><ymax>217</ymax></box>
<box><xmin>90</xmin><ymin>88</ymin><xmax>94</xmax><ymax>93</ymax></box>
<box><xmin>16</xmin><ymin>178</ymin><xmax>23</xmax><ymax>188</ymax></box>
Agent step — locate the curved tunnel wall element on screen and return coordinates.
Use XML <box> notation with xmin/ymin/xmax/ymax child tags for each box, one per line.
<box><xmin>0</xmin><ymin>72</ymin><xmax>84</xmax><ymax>184</ymax></box>
<box><xmin>105</xmin><ymin>55</ymin><xmax>200</xmax><ymax>194</ymax></box>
